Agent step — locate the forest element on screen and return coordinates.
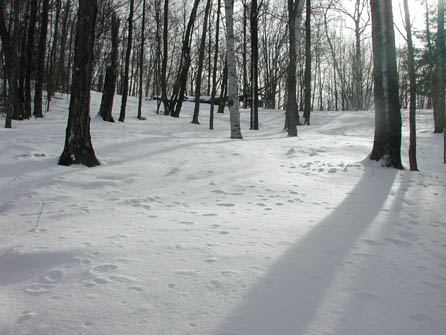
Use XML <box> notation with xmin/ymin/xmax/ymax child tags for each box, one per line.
<box><xmin>0</xmin><ymin>0</ymin><xmax>445</xmax><ymax>168</ymax></box>
<box><xmin>1</xmin><ymin>1</ymin><xmax>446</xmax><ymax>334</ymax></box>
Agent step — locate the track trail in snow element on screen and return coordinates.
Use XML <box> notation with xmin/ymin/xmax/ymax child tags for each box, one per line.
<box><xmin>0</xmin><ymin>94</ymin><xmax>445</xmax><ymax>335</ymax></box>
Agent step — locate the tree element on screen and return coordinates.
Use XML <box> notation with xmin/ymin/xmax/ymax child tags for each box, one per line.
<box><xmin>303</xmin><ymin>0</ymin><xmax>311</xmax><ymax>125</ymax></box>
<box><xmin>224</xmin><ymin>0</ymin><xmax>243</xmax><ymax>139</ymax></box>
<box><xmin>403</xmin><ymin>0</ymin><xmax>418</xmax><ymax>171</ymax></box>
<box><xmin>24</xmin><ymin>0</ymin><xmax>39</xmax><ymax>119</ymax></box>
<box><xmin>119</xmin><ymin>0</ymin><xmax>135</xmax><ymax>122</ymax></box>
<box><xmin>137</xmin><ymin>0</ymin><xmax>147</xmax><ymax>120</ymax></box>
<box><xmin>98</xmin><ymin>12</ymin><xmax>120</xmax><ymax>123</ymax></box>
<box><xmin>250</xmin><ymin>0</ymin><xmax>259</xmax><ymax>130</ymax></box>
<box><xmin>34</xmin><ymin>0</ymin><xmax>49</xmax><ymax>119</ymax></box>
<box><xmin>286</xmin><ymin>0</ymin><xmax>304</xmax><ymax>137</ymax></box>
<box><xmin>0</xmin><ymin>0</ymin><xmax>25</xmax><ymax>127</ymax></box>
<box><xmin>434</xmin><ymin>0</ymin><xmax>445</xmax><ymax>137</ymax></box>
<box><xmin>192</xmin><ymin>0</ymin><xmax>212</xmax><ymax>125</ymax></box>
<box><xmin>369</xmin><ymin>0</ymin><xmax>403</xmax><ymax>169</ymax></box>
<box><xmin>59</xmin><ymin>0</ymin><xmax>99</xmax><ymax>167</ymax></box>
<box><xmin>168</xmin><ymin>0</ymin><xmax>201</xmax><ymax>118</ymax></box>
<box><xmin>209</xmin><ymin>0</ymin><xmax>222</xmax><ymax>129</ymax></box>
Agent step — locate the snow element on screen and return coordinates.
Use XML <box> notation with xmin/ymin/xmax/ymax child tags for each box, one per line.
<box><xmin>0</xmin><ymin>92</ymin><xmax>445</xmax><ymax>335</ymax></box>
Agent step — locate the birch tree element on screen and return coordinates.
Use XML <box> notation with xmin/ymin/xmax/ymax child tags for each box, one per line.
<box><xmin>224</xmin><ymin>0</ymin><xmax>243</xmax><ymax>139</ymax></box>
<box><xmin>286</xmin><ymin>0</ymin><xmax>304</xmax><ymax>137</ymax></box>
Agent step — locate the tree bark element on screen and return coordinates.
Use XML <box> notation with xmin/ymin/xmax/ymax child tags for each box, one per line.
<box><xmin>250</xmin><ymin>0</ymin><xmax>259</xmax><ymax>130</ymax></box>
<box><xmin>168</xmin><ymin>0</ymin><xmax>201</xmax><ymax>118</ymax></box>
<box><xmin>0</xmin><ymin>0</ymin><xmax>25</xmax><ymax>127</ymax></box>
<box><xmin>303</xmin><ymin>0</ymin><xmax>311</xmax><ymax>125</ymax></box>
<box><xmin>369</xmin><ymin>0</ymin><xmax>403</xmax><ymax>169</ymax></box>
<box><xmin>192</xmin><ymin>0</ymin><xmax>212</xmax><ymax>124</ymax></box>
<box><xmin>98</xmin><ymin>12</ymin><xmax>120</xmax><ymax>123</ymax></box>
<box><xmin>34</xmin><ymin>0</ymin><xmax>49</xmax><ymax>118</ymax></box>
<box><xmin>210</xmin><ymin>0</ymin><xmax>222</xmax><ymax>129</ymax></box>
<box><xmin>224</xmin><ymin>0</ymin><xmax>243</xmax><ymax>139</ymax></box>
<box><xmin>403</xmin><ymin>0</ymin><xmax>418</xmax><ymax>171</ymax></box>
<box><xmin>434</xmin><ymin>0</ymin><xmax>445</xmax><ymax>134</ymax></box>
<box><xmin>59</xmin><ymin>0</ymin><xmax>99</xmax><ymax>167</ymax></box>
<box><xmin>24</xmin><ymin>0</ymin><xmax>39</xmax><ymax>119</ymax></box>
<box><xmin>137</xmin><ymin>0</ymin><xmax>146</xmax><ymax>120</ymax></box>
<box><xmin>119</xmin><ymin>0</ymin><xmax>134</xmax><ymax>122</ymax></box>
<box><xmin>286</xmin><ymin>0</ymin><xmax>304</xmax><ymax>136</ymax></box>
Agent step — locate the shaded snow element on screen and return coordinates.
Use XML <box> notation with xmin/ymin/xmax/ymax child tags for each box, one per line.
<box><xmin>0</xmin><ymin>92</ymin><xmax>445</xmax><ymax>335</ymax></box>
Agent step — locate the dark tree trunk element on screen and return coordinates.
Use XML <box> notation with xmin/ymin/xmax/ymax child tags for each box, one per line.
<box><xmin>58</xmin><ymin>0</ymin><xmax>71</xmax><ymax>94</ymax></box>
<box><xmin>24</xmin><ymin>0</ymin><xmax>38</xmax><ymax>119</ymax></box>
<box><xmin>303</xmin><ymin>0</ymin><xmax>311</xmax><ymax>125</ymax></box>
<box><xmin>286</xmin><ymin>0</ymin><xmax>303</xmax><ymax>136</ymax></box>
<box><xmin>369</xmin><ymin>0</ymin><xmax>403</xmax><ymax>169</ymax></box>
<box><xmin>434</xmin><ymin>0</ymin><xmax>445</xmax><ymax>135</ymax></box>
<box><xmin>217</xmin><ymin>59</ymin><xmax>227</xmax><ymax>114</ymax></box>
<box><xmin>210</xmin><ymin>0</ymin><xmax>221</xmax><ymax>129</ymax></box>
<box><xmin>59</xmin><ymin>0</ymin><xmax>99</xmax><ymax>167</ymax></box>
<box><xmin>192</xmin><ymin>0</ymin><xmax>212</xmax><ymax>124</ymax></box>
<box><xmin>119</xmin><ymin>0</ymin><xmax>134</xmax><ymax>122</ymax></box>
<box><xmin>250</xmin><ymin>0</ymin><xmax>259</xmax><ymax>130</ymax></box>
<box><xmin>34</xmin><ymin>0</ymin><xmax>49</xmax><ymax>118</ymax></box>
<box><xmin>98</xmin><ymin>12</ymin><xmax>120</xmax><ymax>123</ymax></box>
<box><xmin>137</xmin><ymin>0</ymin><xmax>146</xmax><ymax>120</ymax></box>
<box><xmin>403</xmin><ymin>0</ymin><xmax>418</xmax><ymax>171</ymax></box>
<box><xmin>47</xmin><ymin>0</ymin><xmax>62</xmax><ymax>112</ymax></box>
<box><xmin>161</xmin><ymin>0</ymin><xmax>169</xmax><ymax>115</ymax></box>
<box><xmin>169</xmin><ymin>0</ymin><xmax>201</xmax><ymax>118</ymax></box>
<box><xmin>0</xmin><ymin>0</ymin><xmax>25</xmax><ymax>127</ymax></box>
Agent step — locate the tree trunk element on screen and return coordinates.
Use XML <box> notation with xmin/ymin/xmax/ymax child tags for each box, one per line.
<box><xmin>192</xmin><ymin>0</ymin><xmax>212</xmax><ymax>124</ymax></box>
<box><xmin>47</xmin><ymin>0</ymin><xmax>62</xmax><ymax>112</ymax></box>
<box><xmin>224</xmin><ymin>0</ymin><xmax>243</xmax><ymax>139</ymax></box>
<box><xmin>58</xmin><ymin>0</ymin><xmax>71</xmax><ymax>94</ymax></box>
<box><xmin>303</xmin><ymin>0</ymin><xmax>311</xmax><ymax>125</ymax></box>
<box><xmin>0</xmin><ymin>0</ymin><xmax>24</xmax><ymax>127</ymax></box>
<box><xmin>217</xmin><ymin>59</ymin><xmax>227</xmax><ymax>114</ymax></box>
<box><xmin>34</xmin><ymin>0</ymin><xmax>49</xmax><ymax>118</ymax></box>
<box><xmin>403</xmin><ymin>0</ymin><xmax>418</xmax><ymax>171</ymax></box>
<box><xmin>98</xmin><ymin>12</ymin><xmax>120</xmax><ymax>123</ymax></box>
<box><xmin>59</xmin><ymin>0</ymin><xmax>99</xmax><ymax>167</ymax></box>
<box><xmin>434</xmin><ymin>0</ymin><xmax>445</xmax><ymax>135</ymax></box>
<box><xmin>119</xmin><ymin>0</ymin><xmax>134</xmax><ymax>122</ymax></box>
<box><xmin>24</xmin><ymin>0</ymin><xmax>38</xmax><ymax>119</ymax></box>
<box><xmin>169</xmin><ymin>0</ymin><xmax>201</xmax><ymax>118</ymax></box>
<box><xmin>369</xmin><ymin>0</ymin><xmax>403</xmax><ymax>169</ymax></box>
<box><xmin>286</xmin><ymin>0</ymin><xmax>304</xmax><ymax>136</ymax></box>
<box><xmin>210</xmin><ymin>0</ymin><xmax>221</xmax><ymax>129</ymax></box>
<box><xmin>137</xmin><ymin>0</ymin><xmax>146</xmax><ymax>120</ymax></box>
<box><xmin>250</xmin><ymin>0</ymin><xmax>259</xmax><ymax>130</ymax></box>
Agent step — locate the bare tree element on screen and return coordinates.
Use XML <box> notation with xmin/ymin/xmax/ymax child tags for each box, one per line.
<box><xmin>224</xmin><ymin>0</ymin><xmax>243</xmax><ymax>138</ymax></box>
<box><xmin>369</xmin><ymin>0</ymin><xmax>403</xmax><ymax>169</ymax></box>
<box><xmin>59</xmin><ymin>0</ymin><xmax>99</xmax><ymax>167</ymax></box>
<box><xmin>402</xmin><ymin>0</ymin><xmax>418</xmax><ymax>171</ymax></box>
<box><xmin>119</xmin><ymin>0</ymin><xmax>135</xmax><ymax>122</ymax></box>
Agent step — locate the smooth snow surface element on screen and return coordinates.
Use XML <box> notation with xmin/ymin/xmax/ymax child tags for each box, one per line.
<box><xmin>1</xmin><ymin>93</ymin><xmax>445</xmax><ymax>335</ymax></box>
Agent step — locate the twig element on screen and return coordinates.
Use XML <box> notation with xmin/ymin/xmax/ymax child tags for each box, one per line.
<box><xmin>33</xmin><ymin>202</ymin><xmax>45</xmax><ymax>232</ymax></box>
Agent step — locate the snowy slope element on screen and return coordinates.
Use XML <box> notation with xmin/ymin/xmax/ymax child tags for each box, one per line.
<box><xmin>0</xmin><ymin>93</ymin><xmax>445</xmax><ymax>335</ymax></box>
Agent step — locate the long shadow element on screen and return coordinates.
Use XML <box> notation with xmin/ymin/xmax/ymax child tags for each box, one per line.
<box><xmin>0</xmin><ymin>250</ymin><xmax>77</xmax><ymax>285</ymax></box>
<box><xmin>214</xmin><ymin>166</ymin><xmax>397</xmax><ymax>335</ymax></box>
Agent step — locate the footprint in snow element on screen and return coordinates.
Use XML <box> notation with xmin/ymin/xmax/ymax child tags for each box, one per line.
<box><xmin>92</xmin><ymin>264</ymin><xmax>118</xmax><ymax>273</ymax></box>
<box><xmin>39</xmin><ymin>269</ymin><xmax>64</xmax><ymax>284</ymax></box>
<box><xmin>24</xmin><ymin>283</ymin><xmax>55</xmax><ymax>295</ymax></box>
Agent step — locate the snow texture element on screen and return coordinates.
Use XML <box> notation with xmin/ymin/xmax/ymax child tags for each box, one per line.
<box><xmin>0</xmin><ymin>92</ymin><xmax>445</xmax><ymax>335</ymax></box>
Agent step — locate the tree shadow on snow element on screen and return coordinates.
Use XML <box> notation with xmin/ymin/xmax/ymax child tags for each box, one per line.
<box><xmin>213</xmin><ymin>165</ymin><xmax>397</xmax><ymax>335</ymax></box>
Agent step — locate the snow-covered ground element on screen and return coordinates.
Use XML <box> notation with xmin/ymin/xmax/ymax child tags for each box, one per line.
<box><xmin>0</xmin><ymin>93</ymin><xmax>445</xmax><ymax>335</ymax></box>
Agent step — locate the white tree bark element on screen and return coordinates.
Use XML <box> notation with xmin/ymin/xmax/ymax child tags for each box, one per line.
<box><xmin>224</xmin><ymin>0</ymin><xmax>243</xmax><ymax>139</ymax></box>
